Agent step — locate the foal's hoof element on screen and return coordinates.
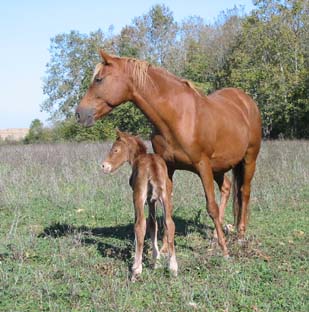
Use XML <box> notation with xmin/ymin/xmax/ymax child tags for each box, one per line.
<box><xmin>130</xmin><ymin>273</ymin><xmax>141</xmax><ymax>282</ymax></box>
<box><xmin>153</xmin><ymin>259</ymin><xmax>163</xmax><ymax>269</ymax></box>
<box><xmin>170</xmin><ymin>268</ymin><xmax>178</xmax><ymax>277</ymax></box>
<box><xmin>169</xmin><ymin>258</ymin><xmax>178</xmax><ymax>277</ymax></box>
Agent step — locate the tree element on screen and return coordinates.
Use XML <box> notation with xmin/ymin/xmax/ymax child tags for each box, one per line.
<box><xmin>42</xmin><ymin>30</ymin><xmax>107</xmax><ymax>120</ymax></box>
<box><xmin>224</xmin><ymin>0</ymin><xmax>309</xmax><ymax>138</ymax></box>
<box><xmin>24</xmin><ymin>119</ymin><xmax>52</xmax><ymax>143</ymax></box>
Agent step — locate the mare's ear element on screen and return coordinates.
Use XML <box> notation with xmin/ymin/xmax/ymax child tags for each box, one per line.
<box><xmin>99</xmin><ymin>49</ymin><xmax>115</xmax><ymax>65</ymax></box>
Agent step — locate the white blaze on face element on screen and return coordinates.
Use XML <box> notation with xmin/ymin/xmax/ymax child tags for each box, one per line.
<box><xmin>102</xmin><ymin>162</ymin><xmax>112</xmax><ymax>174</ymax></box>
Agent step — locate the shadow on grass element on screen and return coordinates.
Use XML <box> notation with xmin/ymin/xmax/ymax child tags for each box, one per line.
<box><xmin>39</xmin><ymin>214</ymin><xmax>211</xmax><ymax>240</ymax></box>
<box><xmin>38</xmin><ymin>214</ymin><xmax>211</xmax><ymax>263</ymax></box>
<box><xmin>38</xmin><ymin>217</ymin><xmax>271</xmax><ymax>265</ymax></box>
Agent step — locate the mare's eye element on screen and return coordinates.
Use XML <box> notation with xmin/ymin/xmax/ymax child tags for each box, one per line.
<box><xmin>113</xmin><ymin>148</ymin><xmax>119</xmax><ymax>153</ymax></box>
<box><xmin>95</xmin><ymin>77</ymin><xmax>103</xmax><ymax>83</ymax></box>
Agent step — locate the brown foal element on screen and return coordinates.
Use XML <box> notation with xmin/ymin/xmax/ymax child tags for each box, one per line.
<box><xmin>102</xmin><ymin>130</ymin><xmax>178</xmax><ymax>280</ymax></box>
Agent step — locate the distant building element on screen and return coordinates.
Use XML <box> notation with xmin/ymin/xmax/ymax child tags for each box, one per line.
<box><xmin>0</xmin><ymin>128</ymin><xmax>29</xmax><ymax>141</ymax></box>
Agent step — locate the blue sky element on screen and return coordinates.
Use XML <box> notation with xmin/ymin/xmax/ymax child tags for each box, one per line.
<box><xmin>0</xmin><ymin>0</ymin><xmax>255</xmax><ymax>129</ymax></box>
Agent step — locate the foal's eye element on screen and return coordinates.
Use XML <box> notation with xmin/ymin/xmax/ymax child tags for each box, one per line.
<box><xmin>113</xmin><ymin>148</ymin><xmax>119</xmax><ymax>153</ymax></box>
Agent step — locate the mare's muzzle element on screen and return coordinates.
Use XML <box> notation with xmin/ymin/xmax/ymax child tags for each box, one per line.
<box><xmin>75</xmin><ymin>107</ymin><xmax>95</xmax><ymax>127</ymax></box>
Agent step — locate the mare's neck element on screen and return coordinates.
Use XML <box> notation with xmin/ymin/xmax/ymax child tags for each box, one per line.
<box><xmin>131</xmin><ymin>66</ymin><xmax>199</xmax><ymax>136</ymax></box>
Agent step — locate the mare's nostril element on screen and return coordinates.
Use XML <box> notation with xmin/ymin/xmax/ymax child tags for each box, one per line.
<box><xmin>75</xmin><ymin>112</ymin><xmax>80</xmax><ymax>122</ymax></box>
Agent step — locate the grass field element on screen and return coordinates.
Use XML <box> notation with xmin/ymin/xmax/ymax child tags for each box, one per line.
<box><xmin>0</xmin><ymin>140</ymin><xmax>308</xmax><ymax>311</ymax></box>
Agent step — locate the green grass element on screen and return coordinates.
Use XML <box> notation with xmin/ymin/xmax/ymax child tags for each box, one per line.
<box><xmin>0</xmin><ymin>141</ymin><xmax>308</xmax><ymax>311</ymax></box>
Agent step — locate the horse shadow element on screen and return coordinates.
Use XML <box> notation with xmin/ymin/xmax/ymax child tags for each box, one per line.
<box><xmin>39</xmin><ymin>213</ymin><xmax>212</xmax><ymax>264</ymax></box>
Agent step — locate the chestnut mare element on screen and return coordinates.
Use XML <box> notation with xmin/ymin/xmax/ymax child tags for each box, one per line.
<box><xmin>102</xmin><ymin>130</ymin><xmax>177</xmax><ymax>280</ymax></box>
<box><xmin>76</xmin><ymin>50</ymin><xmax>262</xmax><ymax>257</ymax></box>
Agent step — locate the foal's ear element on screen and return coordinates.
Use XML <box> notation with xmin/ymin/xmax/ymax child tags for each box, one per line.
<box><xmin>99</xmin><ymin>49</ymin><xmax>115</xmax><ymax>65</ymax></box>
<box><xmin>116</xmin><ymin>128</ymin><xmax>124</xmax><ymax>139</ymax></box>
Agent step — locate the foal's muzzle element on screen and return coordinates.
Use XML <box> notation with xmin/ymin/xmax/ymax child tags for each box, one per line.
<box><xmin>101</xmin><ymin>162</ymin><xmax>112</xmax><ymax>174</ymax></box>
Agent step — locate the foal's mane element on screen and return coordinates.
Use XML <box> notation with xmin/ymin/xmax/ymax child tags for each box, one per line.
<box><xmin>132</xmin><ymin>135</ymin><xmax>147</xmax><ymax>155</ymax></box>
<box><xmin>117</xmin><ymin>131</ymin><xmax>147</xmax><ymax>156</ymax></box>
<box><xmin>92</xmin><ymin>57</ymin><xmax>202</xmax><ymax>96</ymax></box>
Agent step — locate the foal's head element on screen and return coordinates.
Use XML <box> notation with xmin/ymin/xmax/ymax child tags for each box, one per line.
<box><xmin>102</xmin><ymin>130</ymin><xmax>147</xmax><ymax>174</ymax></box>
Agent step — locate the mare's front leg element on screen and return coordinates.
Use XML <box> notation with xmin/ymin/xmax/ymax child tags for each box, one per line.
<box><xmin>161</xmin><ymin>192</ymin><xmax>178</xmax><ymax>276</ymax></box>
<box><xmin>196</xmin><ymin>157</ymin><xmax>229</xmax><ymax>257</ymax></box>
<box><xmin>160</xmin><ymin>168</ymin><xmax>174</xmax><ymax>254</ymax></box>
<box><xmin>147</xmin><ymin>199</ymin><xmax>160</xmax><ymax>267</ymax></box>
<box><xmin>132</xmin><ymin>187</ymin><xmax>147</xmax><ymax>281</ymax></box>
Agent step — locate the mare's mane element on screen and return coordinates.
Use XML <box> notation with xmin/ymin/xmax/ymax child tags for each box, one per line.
<box><xmin>92</xmin><ymin>57</ymin><xmax>202</xmax><ymax>96</ymax></box>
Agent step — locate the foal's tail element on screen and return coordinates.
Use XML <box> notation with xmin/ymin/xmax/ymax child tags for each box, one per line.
<box><xmin>232</xmin><ymin>161</ymin><xmax>244</xmax><ymax>227</ymax></box>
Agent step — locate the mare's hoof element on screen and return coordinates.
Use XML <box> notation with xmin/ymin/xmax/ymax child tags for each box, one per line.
<box><xmin>159</xmin><ymin>247</ymin><xmax>169</xmax><ymax>255</ymax></box>
<box><xmin>237</xmin><ymin>238</ymin><xmax>246</xmax><ymax>246</ymax></box>
<box><xmin>224</xmin><ymin>224</ymin><xmax>235</xmax><ymax>235</ymax></box>
<box><xmin>213</xmin><ymin>229</ymin><xmax>218</xmax><ymax>240</ymax></box>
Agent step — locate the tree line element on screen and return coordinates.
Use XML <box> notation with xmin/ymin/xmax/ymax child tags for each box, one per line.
<box><xmin>26</xmin><ymin>0</ymin><xmax>309</xmax><ymax>143</ymax></box>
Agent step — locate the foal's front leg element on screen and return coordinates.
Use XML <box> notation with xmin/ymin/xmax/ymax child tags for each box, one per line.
<box><xmin>132</xmin><ymin>188</ymin><xmax>147</xmax><ymax>281</ymax></box>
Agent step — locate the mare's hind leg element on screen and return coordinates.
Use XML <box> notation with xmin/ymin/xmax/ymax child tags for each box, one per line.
<box><xmin>234</xmin><ymin>149</ymin><xmax>258</xmax><ymax>241</ymax></box>
<box><xmin>147</xmin><ymin>199</ymin><xmax>160</xmax><ymax>267</ymax></box>
<box><xmin>213</xmin><ymin>173</ymin><xmax>231</xmax><ymax>239</ymax></box>
<box><xmin>132</xmin><ymin>187</ymin><xmax>147</xmax><ymax>280</ymax></box>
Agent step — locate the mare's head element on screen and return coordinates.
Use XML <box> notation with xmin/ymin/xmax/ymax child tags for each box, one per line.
<box><xmin>76</xmin><ymin>50</ymin><xmax>149</xmax><ymax>127</ymax></box>
<box><xmin>101</xmin><ymin>130</ymin><xmax>147</xmax><ymax>174</ymax></box>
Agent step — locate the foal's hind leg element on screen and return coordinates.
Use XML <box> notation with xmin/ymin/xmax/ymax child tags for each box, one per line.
<box><xmin>132</xmin><ymin>188</ymin><xmax>147</xmax><ymax>280</ymax></box>
<box><xmin>147</xmin><ymin>199</ymin><xmax>160</xmax><ymax>267</ymax></box>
